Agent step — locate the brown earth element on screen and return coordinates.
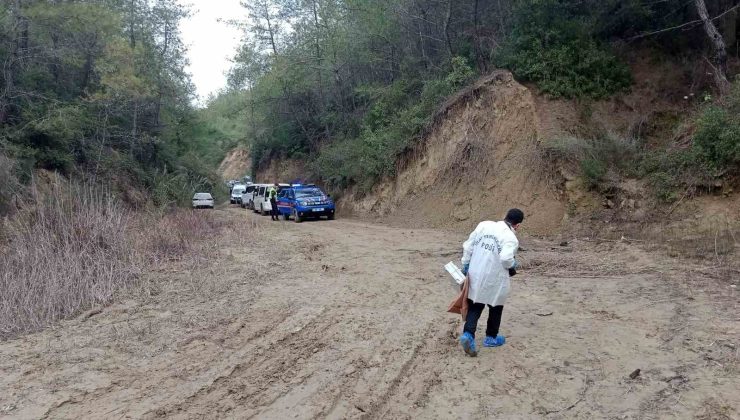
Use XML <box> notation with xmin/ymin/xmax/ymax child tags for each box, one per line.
<box><xmin>1</xmin><ymin>207</ymin><xmax>738</xmax><ymax>419</ymax></box>
<box><xmin>339</xmin><ymin>71</ymin><xmax>566</xmax><ymax>236</ymax></box>
<box><xmin>254</xmin><ymin>157</ymin><xmax>305</xmax><ymax>185</ymax></box>
<box><xmin>219</xmin><ymin>148</ymin><xmax>251</xmax><ymax>181</ymax></box>
<box><xmin>335</xmin><ymin>69</ymin><xmax>739</xmax><ymax>246</ymax></box>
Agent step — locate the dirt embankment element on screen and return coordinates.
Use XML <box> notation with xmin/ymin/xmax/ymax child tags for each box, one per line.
<box><xmin>339</xmin><ymin>71</ymin><xmax>566</xmax><ymax>236</ymax></box>
<box><xmin>338</xmin><ymin>68</ymin><xmax>739</xmax><ymax>244</ymax></box>
<box><xmin>218</xmin><ymin>148</ymin><xmax>251</xmax><ymax>180</ymax></box>
<box><xmin>254</xmin><ymin>158</ymin><xmax>305</xmax><ymax>184</ymax></box>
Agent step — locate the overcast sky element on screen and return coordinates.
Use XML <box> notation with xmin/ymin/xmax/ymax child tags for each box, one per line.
<box><xmin>178</xmin><ymin>0</ymin><xmax>245</xmax><ymax>104</ymax></box>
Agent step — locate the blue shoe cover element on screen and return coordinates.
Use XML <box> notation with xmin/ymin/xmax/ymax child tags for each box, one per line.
<box><xmin>483</xmin><ymin>335</ymin><xmax>505</xmax><ymax>347</ymax></box>
<box><xmin>459</xmin><ymin>332</ymin><xmax>478</xmax><ymax>357</ymax></box>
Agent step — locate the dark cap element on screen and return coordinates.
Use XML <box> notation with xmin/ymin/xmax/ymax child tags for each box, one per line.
<box><xmin>505</xmin><ymin>208</ymin><xmax>524</xmax><ymax>225</ymax></box>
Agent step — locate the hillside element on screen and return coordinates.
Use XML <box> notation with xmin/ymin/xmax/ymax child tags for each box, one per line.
<box><xmin>249</xmin><ymin>67</ymin><xmax>739</xmax><ymax>249</ymax></box>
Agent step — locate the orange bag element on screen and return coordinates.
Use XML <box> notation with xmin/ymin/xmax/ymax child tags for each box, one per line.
<box><xmin>447</xmin><ymin>277</ymin><xmax>469</xmax><ymax>320</ymax></box>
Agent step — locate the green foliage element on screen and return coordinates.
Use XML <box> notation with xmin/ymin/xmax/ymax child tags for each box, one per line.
<box><xmin>638</xmin><ymin>147</ymin><xmax>710</xmax><ymax>202</ymax></box>
<box><xmin>580</xmin><ymin>158</ymin><xmax>607</xmax><ymax>189</ymax></box>
<box><xmin>498</xmin><ymin>0</ymin><xmax>632</xmax><ymax>99</ymax></box>
<box><xmin>312</xmin><ymin>58</ymin><xmax>475</xmax><ymax>192</ymax></box>
<box><xmin>545</xmin><ymin>134</ymin><xmax>638</xmax><ymax>191</ymax></box>
<box><xmin>637</xmin><ymin>80</ymin><xmax>740</xmax><ymax>202</ymax></box>
<box><xmin>693</xmin><ymin>107</ymin><xmax>740</xmax><ymax>169</ymax></box>
<box><xmin>693</xmin><ymin>84</ymin><xmax>740</xmax><ymax>170</ymax></box>
<box><xmin>0</xmin><ymin>0</ymin><xmax>222</xmax><ymax>210</ymax></box>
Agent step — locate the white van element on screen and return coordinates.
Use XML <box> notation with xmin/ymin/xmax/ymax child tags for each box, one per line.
<box><xmin>252</xmin><ymin>184</ymin><xmax>270</xmax><ymax>214</ymax></box>
<box><xmin>254</xmin><ymin>184</ymin><xmax>290</xmax><ymax>215</ymax></box>
<box><xmin>240</xmin><ymin>184</ymin><xmax>256</xmax><ymax>209</ymax></box>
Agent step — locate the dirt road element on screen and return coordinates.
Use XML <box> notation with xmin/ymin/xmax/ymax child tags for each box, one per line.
<box><xmin>1</xmin><ymin>208</ymin><xmax>738</xmax><ymax>419</ymax></box>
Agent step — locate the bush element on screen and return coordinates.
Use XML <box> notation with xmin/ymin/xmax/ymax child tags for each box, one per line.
<box><xmin>581</xmin><ymin>158</ymin><xmax>608</xmax><ymax>188</ymax></box>
<box><xmin>634</xmin><ymin>80</ymin><xmax>740</xmax><ymax>202</ymax></box>
<box><xmin>498</xmin><ymin>0</ymin><xmax>632</xmax><ymax>99</ymax></box>
<box><xmin>693</xmin><ymin>106</ymin><xmax>740</xmax><ymax>171</ymax></box>
<box><xmin>639</xmin><ymin>147</ymin><xmax>712</xmax><ymax>202</ymax></box>
<box><xmin>544</xmin><ymin>134</ymin><xmax>637</xmax><ymax>190</ymax></box>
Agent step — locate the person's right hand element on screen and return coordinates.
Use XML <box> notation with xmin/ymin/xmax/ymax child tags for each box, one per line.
<box><xmin>462</xmin><ymin>263</ymin><xmax>470</xmax><ymax>275</ymax></box>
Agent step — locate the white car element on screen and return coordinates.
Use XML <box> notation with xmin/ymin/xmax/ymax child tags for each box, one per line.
<box><xmin>230</xmin><ymin>184</ymin><xmax>246</xmax><ymax>204</ymax></box>
<box><xmin>192</xmin><ymin>193</ymin><xmax>214</xmax><ymax>209</ymax></box>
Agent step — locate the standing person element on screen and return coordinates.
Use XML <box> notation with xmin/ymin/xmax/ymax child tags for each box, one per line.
<box><xmin>268</xmin><ymin>183</ymin><xmax>279</xmax><ymax>221</ymax></box>
<box><xmin>458</xmin><ymin>208</ymin><xmax>524</xmax><ymax>357</ymax></box>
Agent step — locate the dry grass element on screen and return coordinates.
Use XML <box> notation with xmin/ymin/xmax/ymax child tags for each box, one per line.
<box><xmin>0</xmin><ymin>181</ymin><xmax>227</xmax><ymax>339</ymax></box>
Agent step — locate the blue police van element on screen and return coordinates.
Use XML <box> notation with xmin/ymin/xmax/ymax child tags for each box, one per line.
<box><xmin>276</xmin><ymin>184</ymin><xmax>336</xmax><ymax>223</ymax></box>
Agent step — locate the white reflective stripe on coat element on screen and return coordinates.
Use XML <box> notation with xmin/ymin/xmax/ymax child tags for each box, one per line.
<box><xmin>461</xmin><ymin>221</ymin><xmax>519</xmax><ymax>307</ymax></box>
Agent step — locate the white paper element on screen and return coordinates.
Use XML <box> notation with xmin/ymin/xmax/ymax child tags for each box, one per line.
<box><xmin>444</xmin><ymin>262</ymin><xmax>466</xmax><ymax>285</ymax></box>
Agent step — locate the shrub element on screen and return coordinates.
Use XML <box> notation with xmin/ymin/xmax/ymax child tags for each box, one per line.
<box><xmin>638</xmin><ymin>147</ymin><xmax>712</xmax><ymax>202</ymax></box>
<box><xmin>544</xmin><ymin>134</ymin><xmax>637</xmax><ymax>190</ymax></box>
<box><xmin>581</xmin><ymin>158</ymin><xmax>607</xmax><ymax>188</ymax></box>
<box><xmin>498</xmin><ymin>0</ymin><xmax>632</xmax><ymax>99</ymax></box>
<box><xmin>693</xmin><ymin>106</ymin><xmax>740</xmax><ymax>171</ymax></box>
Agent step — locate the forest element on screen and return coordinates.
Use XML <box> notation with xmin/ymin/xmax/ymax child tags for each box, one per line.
<box><xmin>0</xmin><ymin>0</ymin><xmax>238</xmax><ymax>212</ymax></box>
<box><xmin>225</xmin><ymin>0</ymin><xmax>740</xmax><ymax>194</ymax></box>
<box><xmin>1</xmin><ymin>0</ymin><xmax>740</xmax><ymax>207</ymax></box>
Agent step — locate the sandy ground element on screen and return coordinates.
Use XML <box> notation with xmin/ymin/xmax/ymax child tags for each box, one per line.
<box><xmin>0</xmin><ymin>207</ymin><xmax>738</xmax><ymax>419</ymax></box>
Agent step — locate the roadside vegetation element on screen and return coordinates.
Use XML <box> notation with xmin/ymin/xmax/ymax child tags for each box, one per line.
<box><xmin>0</xmin><ymin>179</ymin><xmax>226</xmax><ymax>339</ymax></box>
<box><xmin>0</xmin><ymin>1</ymin><xmax>237</xmax><ymax>338</ymax></box>
<box><xmin>0</xmin><ymin>0</ymin><xmax>231</xmax><ymax>210</ymax></box>
<box><xmin>215</xmin><ymin>0</ymin><xmax>737</xmax><ymax>197</ymax></box>
<box><xmin>545</xmin><ymin>81</ymin><xmax>740</xmax><ymax>202</ymax></box>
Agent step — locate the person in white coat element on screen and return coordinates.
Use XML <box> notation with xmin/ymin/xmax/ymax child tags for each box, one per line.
<box><xmin>458</xmin><ymin>208</ymin><xmax>523</xmax><ymax>357</ymax></box>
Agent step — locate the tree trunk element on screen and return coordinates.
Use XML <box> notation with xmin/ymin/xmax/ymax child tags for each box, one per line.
<box><xmin>1</xmin><ymin>0</ymin><xmax>23</xmax><ymax>124</ymax></box>
<box><xmin>695</xmin><ymin>0</ymin><xmax>731</xmax><ymax>95</ymax></box>
<box><xmin>443</xmin><ymin>0</ymin><xmax>453</xmax><ymax>58</ymax></box>
<box><xmin>129</xmin><ymin>0</ymin><xmax>136</xmax><ymax>48</ymax></box>
<box><xmin>265</xmin><ymin>5</ymin><xmax>278</xmax><ymax>55</ymax></box>
<box><xmin>311</xmin><ymin>0</ymin><xmax>324</xmax><ymax>106</ymax></box>
<box><xmin>472</xmin><ymin>0</ymin><xmax>486</xmax><ymax>72</ymax></box>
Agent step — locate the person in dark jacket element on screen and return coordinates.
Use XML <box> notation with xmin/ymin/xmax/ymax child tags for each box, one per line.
<box><xmin>269</xmin><ymin>183</ymin><xmax>280</xmax><ymax>221</ymax></box>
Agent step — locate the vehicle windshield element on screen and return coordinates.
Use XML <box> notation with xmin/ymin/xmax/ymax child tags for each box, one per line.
<box><xmin>194</xmin><ymin>193</ymin><xmax>212</xmax><ymax>199</ymax></box>
<box><xmin>295</xmin><ymin>188</ymin><xmax>324</xmax><ymax>198</ymax></box>
<box><xmin>232</xmin><ymin>186</ymin><xmax>246</xmax><ymax>193</ymax></box>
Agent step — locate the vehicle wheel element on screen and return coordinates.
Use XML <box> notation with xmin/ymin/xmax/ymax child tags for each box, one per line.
<box><xmin>293</xmin><ymin>209</ymin><xmax>302</xmax><ymax>223</ymax></box>
<box><xmin>327</xmin><ymin>213</ymin><xmax>335</xmax><ymax>220</ymax></box>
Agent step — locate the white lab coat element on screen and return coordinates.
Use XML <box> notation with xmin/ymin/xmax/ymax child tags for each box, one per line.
<box><xmin>461</xmin><ymin>221</ymin><xmax>519</xmax><ymax>307</ymax></box>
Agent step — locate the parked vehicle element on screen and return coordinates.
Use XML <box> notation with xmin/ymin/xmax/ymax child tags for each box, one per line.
<box><xmin>230</xmin><ymin>184</ymin><xmax>246</xmax><ymax>204</ymax></box>
<box><xmin>192</xmin><ymin>193</ymin><xmax>214</xmax><ymax>209</ymax></box>
<box><xmin>276</xmin><ymin>184</ymin><xmax>335</xmax><ymax>222</ymax></box>
<box><xmin>240</xmin><ymin>184</ymin><xmax>256</xmax><ymax>209</ymax></box>
<box><xmin>254</xmin><ymin>183</ymin><xmax>290</xmax><ymax>215</ymax></box>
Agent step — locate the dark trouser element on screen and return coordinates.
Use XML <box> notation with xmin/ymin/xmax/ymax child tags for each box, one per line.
<box><xmin>463</xmin><ymin>299</ymin><xmax>504</xmax><ymax>338</ymax></box>
<box><xmin>270</xmin><ymin>198</ymin><xmax>279</xmax><ymax>219</ymax></box>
